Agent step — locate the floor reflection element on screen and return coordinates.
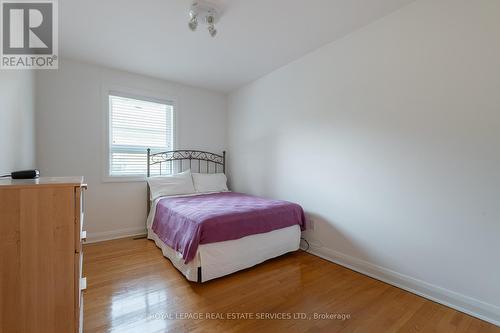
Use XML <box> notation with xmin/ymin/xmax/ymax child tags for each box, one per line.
<box><xmin>106</xmin><ymin>283</ymin><xmax>172</xmax><ymax>331</ymax></box>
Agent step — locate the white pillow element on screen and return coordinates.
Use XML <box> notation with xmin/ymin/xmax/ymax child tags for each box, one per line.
<box><xmin>192</xmin><ymin>173</ymin><xmax>228</xmax><ymax>193</ymax></box>
<box><xmin>147</xmin><ymin>170</ymin><xmax>195</xmax><ymax>200</ymax></box>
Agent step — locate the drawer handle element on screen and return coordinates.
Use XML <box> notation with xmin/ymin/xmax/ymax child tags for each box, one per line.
<box><xmin>80</xmin><ymin>277</ymin><xmax>87</xmax><ymax>291</ymax></box>
<box><xmin>81</xmin><ymin>230</ymin><xmax>87</xmax><ymax>242</ymax></box>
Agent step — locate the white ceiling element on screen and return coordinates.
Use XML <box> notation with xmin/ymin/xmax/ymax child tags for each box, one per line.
<box><xmin>60</xmin><ymin>0</ymin><xmax>415</xmax><ymax>92</ymax></box>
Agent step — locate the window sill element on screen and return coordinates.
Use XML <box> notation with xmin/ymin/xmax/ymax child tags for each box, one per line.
<box><xmin>101</xmin><ymin>175</ymin><xmax>147</xmax><ymax>183</ymax></box>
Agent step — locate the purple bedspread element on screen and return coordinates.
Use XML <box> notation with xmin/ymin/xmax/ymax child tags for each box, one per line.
<box><xmin>152</xmin><ymin>192</ymin><xmax>305</xmax><ymax>263</ymax></box>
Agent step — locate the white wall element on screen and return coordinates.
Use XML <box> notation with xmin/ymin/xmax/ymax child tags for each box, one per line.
<box><xmin>36</xmin><ymin>59</ymin><xmax>227</xmax><ymax>241</ymax></box>
<box><xmin>0</xmin><ymin>72</ymin><xmax>35</xmax><ymax>174</ymax></box>
<box><xmin>227</xmin><ymin>0</ymin><xmax>500</xmax><ymax>325</ymax></box>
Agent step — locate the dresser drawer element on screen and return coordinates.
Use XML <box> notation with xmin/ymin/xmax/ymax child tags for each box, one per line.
<box><xmin>78</xmin><ymin>292</ymin><xmax>84</xmax><ymax>333</ymax></box>
<box><xmin>75</xmin><ymin>184</ymin><xmax>87</xmax><ymax>253</ymax></box>
<box><xmin>75</xmin><ymin>252</ymin><xmax>82</xmax><ymax>308</ymax></box>
<box><xmin>75</xmin><ymin>252</ymin><xmax>83</xmax><ymax>281</ymax></box>
<box><xmin>74</xmin><ymin>183</ymin><xmax>86</xmax><ymax>333</ymax></box>
<box><xmin>75</xmin><ymin>251</ymin><xmax>86</xmax><ymax>333</ymax></box>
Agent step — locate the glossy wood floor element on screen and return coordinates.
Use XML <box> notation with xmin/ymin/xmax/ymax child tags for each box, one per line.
<box><xmin>83</xmin><ymin>238</ymin><xmax>499</xmax><ymax>333</ymax></box>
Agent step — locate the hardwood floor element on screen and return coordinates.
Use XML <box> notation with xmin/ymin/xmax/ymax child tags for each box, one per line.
<box><xmin>83</xmin><ymin>238</ymin><xmax>499</xmax><ymax>333</ymax></box>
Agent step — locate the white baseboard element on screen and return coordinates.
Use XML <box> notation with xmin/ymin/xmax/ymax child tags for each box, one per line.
<box><xmin>85</xmin><ymin>227</ymin><xmax>147</xmax><ymax>244</ymax></box>
<box><xmin>307</xmin><ymin>244</ymin><xmax>500</xmax><ymax>327</ymax></box>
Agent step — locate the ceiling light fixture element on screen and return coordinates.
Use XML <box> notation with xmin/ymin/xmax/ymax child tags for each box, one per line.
<box><xmin>188</xmin><ymin>1</ymin><xmax>219</xmax><ymax>37</ymax></box>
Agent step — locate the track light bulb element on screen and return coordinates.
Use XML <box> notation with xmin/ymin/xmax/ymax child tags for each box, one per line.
<box><xmin>208</xmin><ymin>24</ymin><xmax>217</xmax><ymax>37</ymax></box>
<box><xmin>188</xmin><ymin>17</ymin><xmax>198</xmax><ymax>31</ymax></box>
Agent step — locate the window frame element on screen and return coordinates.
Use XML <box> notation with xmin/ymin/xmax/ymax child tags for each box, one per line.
<box><xmin>102</xmin><ymin>85</ymin><xmax>177</xmax><ymax>183</ymax></box>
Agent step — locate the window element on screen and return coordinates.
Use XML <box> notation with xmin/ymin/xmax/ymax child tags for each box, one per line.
<box><xmin>107</xmin><ymin>93</ymin><xmax>174</xmax><ymax>178</ymax></box>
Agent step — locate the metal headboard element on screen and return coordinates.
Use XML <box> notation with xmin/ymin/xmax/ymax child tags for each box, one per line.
<box><xmin>146</xmin><ymin>149</ymin><xmax>226</xmax><ymax>214</ymax></box>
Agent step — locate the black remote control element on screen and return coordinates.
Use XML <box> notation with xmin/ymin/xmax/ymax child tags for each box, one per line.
<box><xmin>11</xmin><ymin>170</ymin><xmax>40</xmax><ymax>179</ymax></box>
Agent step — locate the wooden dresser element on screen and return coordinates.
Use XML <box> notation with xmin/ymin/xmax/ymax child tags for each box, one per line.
<box><xmin>0</xmin><ymin>177</ymin><xmax>87</xmax><ymax>333</ymax></box>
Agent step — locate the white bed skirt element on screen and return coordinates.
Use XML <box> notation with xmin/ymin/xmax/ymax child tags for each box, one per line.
<box><xmin>147</xmin><ymin>225</ymin><xmax>301</xmax><ymax>282</ymax></box>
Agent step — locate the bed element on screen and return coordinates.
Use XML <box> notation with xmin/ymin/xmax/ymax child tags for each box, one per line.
<box><xmin>145</xmin><ymin>149</ymin><xmax>305</xmax><ymax>282</ymax></box>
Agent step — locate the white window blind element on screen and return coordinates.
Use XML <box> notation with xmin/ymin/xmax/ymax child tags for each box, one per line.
<box><xmin>108</xmin><ymin>94</ymin><xmax>174</xmax><ymax>177</ymax></box>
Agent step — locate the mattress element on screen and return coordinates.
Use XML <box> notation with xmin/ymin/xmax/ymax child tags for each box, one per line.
<box><xmin>151</xmin><ymin>191</ymin><xmax>305</xmax><ymax>264</ymax></box>
<box><xmin>147</xmin><ymin>195</ymin><xmax>302</xmax><ymax>282</ymax></box>
<box><xmin>147</xmin><ymin>225</ymin><xmax>300</xmax><ymax>282</ymax></box>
